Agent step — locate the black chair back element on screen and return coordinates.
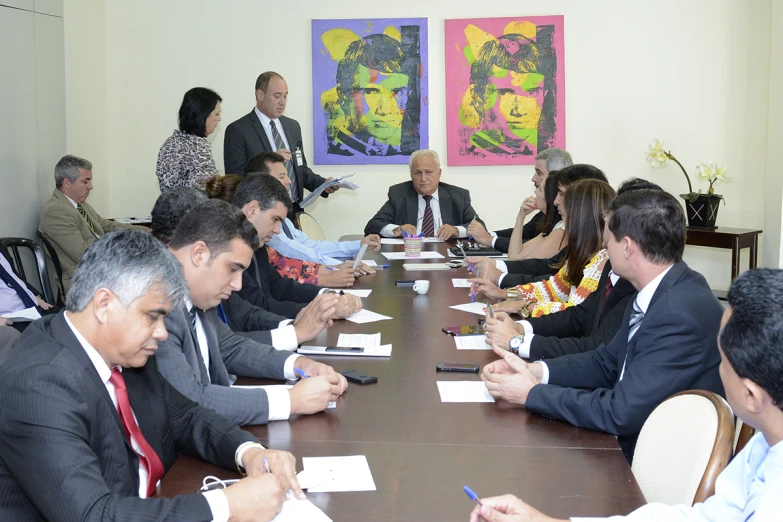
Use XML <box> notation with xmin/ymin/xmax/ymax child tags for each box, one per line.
<box><xmin>35</xmin><ymin>232</ymin><xmax>66</xmax><ymax>307</ymax></box>
<box><xmin>0</xmin><ymin>237</ymin><xmax>56</xmax><ymax>305</ymax></box>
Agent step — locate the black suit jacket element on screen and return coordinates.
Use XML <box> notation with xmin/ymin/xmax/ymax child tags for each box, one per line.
<box><xmin>492</xmin><ymin>212</ymin><xmax>544</xmax><ymax>253</ymax></box>
<box><xmin>526</xmin><ymin>262</ymin><xmax>636</xmax><ymax>360</ymax></box>
<box><xmin>0</xmin><ymin>313</ymin><xmax>257</xmax><ymax>521</ymax></box>
<box><xmin>223</xmin><ymin>111</ymin><xmax>327</xmax><ymax>205</ymax></box>
<box><xmin>364</xmin><ymin>181</ymin><xmax>483</xmax><ymax>236</ymax></box>
<box><xmin>223</xmin><ymin>291</ymin><xmax>289</xmax><ymax>345</ymax></box>
<box><xmin>498</xmin><ymin>248</ymin><xmax>565</xmax><ymax>288</ymax></box>
<box><xmin>239</xmin><ymin>246</ymin><xmax>321</xmax><ymax>319</ymax></box>
<box><xmin>524</xmin><ymin>261</ymin><xmax>725</xmax><ymax>463</ymax></box>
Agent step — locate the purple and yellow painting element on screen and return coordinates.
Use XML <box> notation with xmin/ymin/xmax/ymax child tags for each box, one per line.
<box><xmin>445</xmin><ymin>16</ymin><xmax>565</xmax><ymax>166</ymax></box>
<box><xmin>312</xmin><ymin>18</ymin><xmax>428</xmax><ymax>165</ymax></box>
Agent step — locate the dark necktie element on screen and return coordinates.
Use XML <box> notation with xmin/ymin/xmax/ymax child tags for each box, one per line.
<box><xmin>109</xmin><ymin>368</ymin><xmax>164</xmax><ymax>497</ymax></box>
<box><xmin>0</xmin><ymin>262</ymin><xmax>36</xmax><ymax>308</ymax></box>
<box><xmin>421</xmin><ymin>195</ymin><xmax>435</xmax><ymax>237</ymax></box>
<box><xmin>619</xmin><ymin>300</ymin><xmax>644</xmax><ymax>382</ymax></box>
<box><xmin>187</xmin><ymin>306</ymin><xmax>198</xmax><ymax>333</ymax></box>
<box><xmin>77</xmin><ymin>204</ymin><xmax>100</xmax><ymax>238</ymax></box>
<box><xmin>269</xmin><ymin>121</ymin><xmax>298</xmax><ymax>202</ymax></box>
<box><xmin>591</xmin><ymin>276</ymin><xmax>614</xmax><ymax>333</ymax></box>
<box><xmin>281</xmin><ymin>220</ymin><xmax>294</xmax><ymax>239</ymax></box>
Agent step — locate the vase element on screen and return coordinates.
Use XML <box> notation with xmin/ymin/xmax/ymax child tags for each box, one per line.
<box><xmin>685</xmin><ymin>194</ymin><xmax>721</xmax><ymax>229</ymax></box>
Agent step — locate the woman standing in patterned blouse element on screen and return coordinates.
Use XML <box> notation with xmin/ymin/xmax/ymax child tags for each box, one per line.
<box><xmin>156</xmin><ymin>87</ymin><xmax>222</xmax><ymax>191</ymax></box>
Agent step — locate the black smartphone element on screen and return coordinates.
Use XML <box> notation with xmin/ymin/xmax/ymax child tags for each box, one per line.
<box><xmin>341</xmin><ymin>369</ymin><xmax>378</xmax><ymax>384</ymax></box>
<box><xmin>395</xmin><ymin>280</ymin><xmax>415</xmax><ymax>287</ymax></box>
<box><xmin>325</xmin><ymin>347</ymin><xmax>365</xmax><ymax>354</ymax></box>
<box><xmin>441</xmin><ymin>326</ymin><xmax>483</xmax><ymax>336</ymax></box>
<box><xmin>436</xmin><ymin>362</ymin><xmax>480</xmax><ymax>373</ymax></box>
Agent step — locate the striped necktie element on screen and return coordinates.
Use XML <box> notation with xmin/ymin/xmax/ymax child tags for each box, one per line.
<box><xmin>421</xmin><ymin>195</ymin><xmax>435</xmax><ymax>237</ymax></box>
<box><xmin>269</xmin><ymin>121</ymin><xmax>298</xmax><ymax>202</ymax></box>
<box><xmin>618</xmin><ymin>299</ymin><xmax>644</xmax><ymax>382</ymax></box>
<box><xmin>77</xmin><ymin>204</ymin><xmax>100</xmax><ymax>238</ymax></box>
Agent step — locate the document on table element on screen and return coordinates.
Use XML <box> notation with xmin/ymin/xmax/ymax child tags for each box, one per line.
<box><xmin>380</xmin><ymin>238</ymin><xmax>404</xmax><ymax>244</ymax></box>
<box><xmin>363</xmin><ymin>260</ymin><xmax>378</xmax><ymax>267</ymax></box>
<box><xmin>449</xmin><ymin>302</ymin><xmax>489</xmax><ymax>315</ymax></box>
<box><xmin>382</xmin><ymin>251</ymin><xmax>444</xmax><ymax>260</ymax></box>
<box><xmin>297</xmin><ymin>345</ymin><xmax>392</xmax><ymax>357</ymax></box>
<box><xmin>437</xmin><ymin>381</ymin><xmax>496</xmax><ymax>403</ymax></box>
<box><xmin>1</xmin><ymin>306</ymin><xmax>42</xmax><ymax>322</ymax></box>
<box><xmin>301</xmin><ymin>455</ymin><xmax>377</xmax><ymax>492</ymax></box>
<box><xmin>345</xmin><ymin>309</ymin><xmax>393</xmax><ymax>323</ymax></box>
<box><xmin>403</xmin><ymin>263</ymin><xmax>452</xmax><ymax>271</ymax></box>
<box><xmin>454</xmin><ymin>335</ymin><xmax>491</xmax><ymax>350</ymax></box>
<box><xmin>327</xmin><ymin>288</ymin><xmax>372</xmax><ymax>297</ymax></box>
<box><xmin>452</xmin><ymin>278</ymin><xmax>472</xmax><ymax>287</ymax></box>
<box><xmin>233</xmin><ymin>385</ymin><xmax>336</xmax><ymax>409</ymax></box>
<box><xmin>337</xmin><ymin>333</ymin><xmax>380</xmax><ymax>347</ymax></box>
<box><xmin>272</xmin><ymin>498</ymin><xmax>331</xmax><ymax>522</ymax></box>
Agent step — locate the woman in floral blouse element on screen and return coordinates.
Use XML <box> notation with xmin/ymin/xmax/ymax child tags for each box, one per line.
<box><xmin>471</xmin><ymin>179</ymin><xmax>616</xmax><ymax>317</ymax></box>
<box><xmin>156</xmin><ymin>87</ymin><xmax>222</xmax><ymax>191</ymax></box>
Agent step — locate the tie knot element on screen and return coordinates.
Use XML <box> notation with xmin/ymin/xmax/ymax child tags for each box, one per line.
<box><xmin>423</xmin><ymin>195</ymin><xmax>433</xmax><ymax>202</ymax></box>
<box><xmin>109</xmin><ymin>367</ymin><xmax>125</xmax><ymax>390</ymax></box>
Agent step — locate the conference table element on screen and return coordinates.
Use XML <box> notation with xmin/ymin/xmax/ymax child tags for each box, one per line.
<box><xmin>159</xmin><ymin>239</ymin><xmax>646</xmax><ymax>520</ymax></box>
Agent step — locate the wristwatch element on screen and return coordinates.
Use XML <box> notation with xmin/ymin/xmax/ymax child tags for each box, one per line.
<box><xmin>506</xmin><ymin>287</ymin><xmax>520</xmax><ymax>300</ymax></box>
<box><xmin>508</xmin><ymin>335</ymin><xmax>525</xmax><ymax>355</ymax></box>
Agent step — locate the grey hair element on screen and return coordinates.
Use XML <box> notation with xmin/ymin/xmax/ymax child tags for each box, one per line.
<box><xmin>151</xmin><ymin>187</ymin><xmax>208</xmax><ymax>245</ymax></box>
<box><xmin>408</xmin><ymin>149</ymin><xmax>441</xmax><ymax>172</ymax></box>
<box><xmin>535</xmin><ymin>148</ymin><xmax>573</xmax><ymax>173</ymax></box>
<box><xmin>67</xmin><ymin>229</ymin><xmax>188</xmax><ymax>312</ymax></box>
<box><xmin>55</xmin><ymin>154</ymin><xmax>93</xmax><ymax>188</ymax></box>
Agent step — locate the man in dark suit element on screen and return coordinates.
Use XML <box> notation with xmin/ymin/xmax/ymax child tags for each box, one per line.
<box><xmin>0</xmin><ymin>229</ymin><xmax>300</xmax><ymax>521</ymax></box>
<box><xmin>223</xmin><ymin>71</ymin><xmax>335</xmax><ymax>215</ymax></box>
<box><xmin>364</xmin><ymin>149</ymin><xmax>483</xmax><ymax>240</ymax></box>
<box><xmin>482</xmin><ymin>189</ymin><xmax>725</xmax><ymax>463</ymax></box>
<box><xmin>234</xmin><ymin>174</ymin><xmax>363</xmax><ymax>320</ymax></box>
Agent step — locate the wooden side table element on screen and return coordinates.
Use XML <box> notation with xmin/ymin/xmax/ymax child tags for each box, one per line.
<box><xmin>685</xmin><ymin>227</ymin><xmax>763</xmax><ymax>287</ymax></box>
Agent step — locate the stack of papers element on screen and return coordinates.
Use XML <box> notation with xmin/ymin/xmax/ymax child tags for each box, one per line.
<box><xmin>403</xmin><ymin>263</ymin><xmax>452</xmax><ymax>271</ymax></box>
<box><xmin>454</xmin><ymin>335</ymin><xmax>492</xmax><ymax>350</ymax></box>
<box><xmin>448</xmin><ymin>302</ymin><xmax>489</xmax><ymax>315</ymax></box>
<box><xmin>300</xmin><ymin>455</ymin><xmax>377</xmax><ymax>492</ymax></box>
<box><xmin>437</xmin><ymin>381</ymin><xmax>495</xmax><ymax>403</ymax></box>
<box><xmin>451</xmin><ymin>278</ymin><xmax>472</xmax><ymax>287</ymax></box>
<box><xmin>1</xmin><ymin>306</ymin><xmax>42</xmax><ymax>322</ymax></box>
<box><xmin>345</xmin><ymin>309</ymin><xmax>392</xmax><ymax>323</ymax></box>
<box><xmin>337</xmin><ymin>333</ymin><xmax>380</xmax><ymax>347</ymax></box>
<box><xmin>383</xmin><ymin>251</ymin><xmax>444</xmax><ymax>260</ymax></box>
<box><xmin>298</xmin><ymin>345</ymin><xmax>392</xmax><ymax>357</ymax></box>
<box><xmin>300</xmin><ymin>174</ymin><xmax>359</xmax><ymax>208</ymax></box>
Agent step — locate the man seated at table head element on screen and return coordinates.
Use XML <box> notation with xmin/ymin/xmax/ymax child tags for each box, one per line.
<box><xmin>364</xmin><ymin>149</ymin><xmax>484</xmax><ymax>240</ymax></box>
<box><xmin>245</xmin><ymin>151</ymin><xmax>381</xmax><ymax>272</ymax></box>
<box><xmin>232</xmin><ymin>173</ymin><xmax>363</xmax><ymax>320</ymax></box>
<box><xmin>481</xmin><ymin>188</ymin><xmax>724</xmax><ymax>463</ymax></box>
<box><xmin>156</xmin><ymin>199</ymin><xmax>347</xmax><ymax>426</ymax></box>
<box><xmin>39</xmin><ymin>154</ymin><xmax>141</xmax><ymax>296</ymax></box>
<box><xmin>470</xmin><ymin>267</ymin><xmax>783</xmax><ymax>522</ymax></box>
<box><xmin>0</xmin><ymin>229</ymin><xmax>302</xmax><ymax>521</ymax></box>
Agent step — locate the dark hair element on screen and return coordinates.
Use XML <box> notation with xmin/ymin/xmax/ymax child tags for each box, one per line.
<box><xmin>607</xmin><ymin>189</ymin><xmax>685</xmax><ymax>265</ymax></box>
<box><xmin>255</xmin><ymin>71</ymin><xmax>284</xmax><ymax>92</ymax></box>
<box><xmin>537</xmin><ymin>171</ymin><xmax>563</xmax><ymax>235</ymax></box>
<box><xmin>617</xmin><ymin>177</ymin><xmax>662</xmax><ymax>194</ymax></box>
<box><xmin>245</xmin><ymin>151</ymin><xmax>285</xmax><ymax>175</ymax></box>
<box><xmin>336</xmin><ymin>34</ymin><xmax>403</xmax><ymax>114</ymax></box>
<box><xmin>556</xmin><ymin>164</ymin><xmax>608</xmax><ymax>187</ymax></box>
<box><xmin>558</xmin><ymin>179</ymin><xmax>616</xmax><ymax>286</ymax></box>
<box><xmin>233</xmin><ymin>173</ymin><xmax>292</xmax><ymax>212</ymax></box>
<box><xmin>178</xmin><ymin>87</ymin><xmax>221</xmax><ymax>137</ymax></box>
<box><xmin>205</xmin><ymin>174</ymin><xmax>244</xmax><ymax>203</ymax></box>
<box><xmin>150</xmin><ymin>187</ymin><xmax>208</xmax><ymax>245</ymax></box>
<box><xmin>169</xmin><ymin>199</ymin><xmax>259</xmax><ymax>258</ymax></box>
<box><xmin>721</xmin><ymin>268</ymin><xmax>783</xmax><ymax>411</ymax></box>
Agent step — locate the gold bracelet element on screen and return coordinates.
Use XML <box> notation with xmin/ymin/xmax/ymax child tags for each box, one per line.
<box><xmin>506</xmin><ymin>287</ymin><xmax>520</xmax><ymax>301</ymax></box>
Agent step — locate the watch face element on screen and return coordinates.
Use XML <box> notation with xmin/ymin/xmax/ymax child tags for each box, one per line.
<box><xmin>509</xmin><ymin>336</ymin><xmax>522</xmax><ymax>349</ymax></box>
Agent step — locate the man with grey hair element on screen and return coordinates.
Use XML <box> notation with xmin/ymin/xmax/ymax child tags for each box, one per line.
<box><xmin>39</xmin><ymin>154</ymin><xmax>140</xmax><ymax>296</ymax></box>
<box><xmin>364</xmin><ymin>149</ymin><xmax>484</xmax><ymax>240</ymax></box>
<box><xmin>468</xmin><ymin>147</ymin><xmax>573</xmax><ymax>252</ymax></box>
<box><xmin>0</xmin><ymin>229</ymin><xmax>299</xmax><ymax>521</ymax></box>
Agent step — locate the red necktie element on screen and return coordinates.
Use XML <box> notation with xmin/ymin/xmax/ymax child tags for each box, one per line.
<box><xmin>421</xmin><ymin>195</ymin><xmax>435</xmax><ymax>237</ymax></box>
<box><xmin>109</xmin><ymin>368</ymin><xmax>165</xmax><ymax>497</ymax></box>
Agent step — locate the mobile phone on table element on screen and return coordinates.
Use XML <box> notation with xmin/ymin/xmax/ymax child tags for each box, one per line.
<box><xmin>325</xmin><ymin>347</ymin><xmax>365</xmax><ymax>354</ymax></box>
<box><xmin>441</xmin><ymin>326</ymin><xmax>483</xmax><ymax>336</ymax></box>
<box><xmin>435</xmin><ymin>362</ymin><xmax>480</xmax><ymax>373</ymax></box>
<box><xmin>341</xmin><ymin>369</ymin><xmax>378</xmax><ymax>384</ymax></box>
<box><xmin>395</xmin><ymin>280</ymin><xmax>415</xmax><ymax>287</ymax></box>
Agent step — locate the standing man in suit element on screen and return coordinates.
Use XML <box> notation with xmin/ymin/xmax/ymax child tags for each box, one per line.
<box><xmin>481</xmin><ymin>189</ymin><xmax>725</xmax><ymax>463</ymax></box>
<box><xmin>39</xmin><ymin>155</ymin><xmax>140</xmax><ymax>296</ymax></box>
<box><xmin>156</xmin><ymin>199</ymin><xmax>347</xmax><ymax>426</ymax></box>
<box><xmin>364</xmin><ymin>149</ymin><xmax>483</xmax><ymax>240</ymax></box>
<box><xmin>0</xmin><ymin>229</ymin><xmax>302</xmax><ymax>521</ymax></box>
<box><xmin>224</xmin><ymin>71</ymin><xmax>337</xmax><ymax>215</ymax></box>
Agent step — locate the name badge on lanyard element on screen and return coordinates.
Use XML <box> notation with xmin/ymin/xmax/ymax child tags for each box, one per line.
<box><xmin>295</xmin><ymin>148</ymin><xmax>304</xmax><ymax>167</ymax></box>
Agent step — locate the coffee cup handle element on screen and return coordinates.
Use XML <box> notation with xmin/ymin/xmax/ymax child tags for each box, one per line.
<box><xmin>413</xmin><ymin>283</ymin><xmax>420</xmax><ymax>292</ymax></box>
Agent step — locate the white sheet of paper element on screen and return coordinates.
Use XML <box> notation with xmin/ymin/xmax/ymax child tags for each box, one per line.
<box><xmin>337</xmin><ymin>333</ymin><xmax>381</xmax><ymax>348</ymax></box>
<box><xmin>301</xmin><ymin>455</ymin><xmax>377</xmax><ymax>492</ymax></box>
<box><xmin>422</xmin><ymin>237</ymin><xmax>445</xmax><ymax>243</ymax></box>
<box><xmin>380</xmin><ymin>238</ymin><xmax>404</xmax><ymax>245</ymax></box>
<box><xmin>382</xmin><ymin>251</ymin><xmax>444</xmax><ymax>260</ymax></box>
<box><xmin>345</xmin><ymin>309</ymin><xmax>392</xmax><ymax>323</ymax></box>
<box><xmin>325</xmin><ymin>288</ymin><xmax>372</xmax><ymax>297</ymax></box>
<box><xmin>403</xmin><ymin>263</ymin><xmax>452</xmax><ymax>271</ymax></box>
<box><xmin>272</xmin><ymin>498</ymin><xmax>332</xmax><ymax>522</ymax></box>
<box><xmin>451</xmin><ymin>278</ymin><xmax>472</xmax><ymax>288</ymax></box>
<box><xmin>233</xmin><ymin>384</ymin><xmax>336</xmax><ymax>408</ymax></box>
<box><xmin>297</xmin><ymin>345</ymin><xmax>392</xmax><ymax>358</ymax></box>
<box><xmin>454</xmin><ymin>335</ymin><xmax>491</xmax><ymax>350</ymax></box>
<box><xmin>1</xmin><ymin>306</ymin><xmax>42</xmax><ymax>322</ymax></box>
<box><xmin>437</xmin><ymin>381</ymin><xmax>496</xmax><ymax>403</ymax></box>
<box><xmin>448</xmin><ymin>250</ymin><xmax>508</xmax><ymax>259</ymax></box>
<box><xmin>363</xmin><ymin>260</ymin><xmax>378</xmax><ymax>267</ymax></box>
<box><xmin>449</xmin><ymin>302</ymin><xmax>489</xmax><ymax>316</ymax></box>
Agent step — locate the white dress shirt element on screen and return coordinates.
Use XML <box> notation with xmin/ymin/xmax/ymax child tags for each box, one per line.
<box><xmin>255</xmin><ymin>108</ymin><xmax>291</xmax><ymax>152</ymax></box>
<box><xmin>0</xmin><ymin>255</ymin><xmax>37</xmax><ymax>315</ymax></box>
<box><xmin>379</xmin><ymin>189</ymin><xmax>468</xmax><ymax>238</ymax></box>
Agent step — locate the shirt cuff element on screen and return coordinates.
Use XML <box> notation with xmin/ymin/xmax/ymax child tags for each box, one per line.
<box><xmin>536</xmin><ymin>361</ymin><xmax>550</xmax><ymax>384</ymax></box>
<box><xmin>235</xmin><ymin>441</ymin><xmax>266</xmax><ymax>470</ymax></box>
<box><xmin>270</xmin><ymin>323</ymin><xmax>299</xmax><ymax>351</ymax></box>
<box><xmin>518</xmin><ymin>320</ymin><xmax>533</xmax><ymax>335</ymax></box>
<box><xmin>203</xmin><ymin>490</ymin><xmax>230</xmax><ymax>522</ymax></box>
<box><xmin>517</xmin><ymin>333</ymin><xmax>535</xmax><ymax>359</ymax></box>
<box><xmin>283</xmin><ymin>353</ymin><xmax>302</xmax><ymax>380</ymax></box>
<box><xmin>497</xmin><ymin>273</ymin><xmax>506</xmax><ymax>287</ymax></box>
<box><xmin>265</xmin><ymin>385</ymin><xmax>293</xmax><ymax>421</ymax></box>
<box><xmin>491</xmin><ymin>236</ymin><xmax>497</xmax><ymax>247</ymax></box>
<box><xmin>380</xmin><ymin>224</ymin><xmax>398</xmax><ymax>237</ymax></box>
<box><xmin>495</xmin><ymin>259</ymin><xmax>508</xmax><ymax>273</ymax></box>
<box><xmin>456</xmin><ymin>226</ymin><xmax>468</xmax><ymax>238</ymax></box>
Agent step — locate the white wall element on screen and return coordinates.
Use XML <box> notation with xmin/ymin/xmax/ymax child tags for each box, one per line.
<box><xmin>64</xmin><ymin>0</ymin><xmax>781</xmax><ymax>288</ymax></box>
<box><xmin>765</xmin><ymin>0</ymin><xmax>783</xmax><ymax>268</ymax></box>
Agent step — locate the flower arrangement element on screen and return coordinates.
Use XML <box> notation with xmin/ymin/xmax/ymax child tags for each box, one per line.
<box><xmin>645</xmin><ymin>139</ymin><xmax>729</xmax><ymax>203</ymax></box>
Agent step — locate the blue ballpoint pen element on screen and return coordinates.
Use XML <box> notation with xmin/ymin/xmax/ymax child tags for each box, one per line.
<box><xmin>294</xmin><ymin>368</ymin><xmax>311</xmax><ymax>379</ymax></box>
<box><xmin>325</xmin><ymin>266</ymin><xmax>338</xmax><ymax>271</ymax></box>
<box><xmin>378</xmin><ymin>264</ymin><xmax>391</xmax><ymax>268</ymax></box>
<box><xmin>463</xmin><ymin>485</ymin><xmax>483</xmax><ymax>506</ymax></box>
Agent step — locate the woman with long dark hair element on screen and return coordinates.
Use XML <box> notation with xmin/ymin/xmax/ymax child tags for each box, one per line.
<box><xmin>507</xmin><ymin>172</ymin><xmax>565</xmax><ymax>261</ymax></box>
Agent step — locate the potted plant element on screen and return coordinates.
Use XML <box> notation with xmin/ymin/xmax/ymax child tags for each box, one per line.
<box><xmin>645</xmin><ymin>139</ymin><xmax>729</xmax><ymax>229</ymax></box>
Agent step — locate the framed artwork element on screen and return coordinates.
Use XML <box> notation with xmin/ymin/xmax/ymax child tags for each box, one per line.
<box><xmin>445</xmin><ymin>16</ymin><xmax>565</xmax><ymax>166</ymax></box>
<box><xmin>312</xmin><ymin>18</ymin><xmax>429</xmax><ymax>165</ymax></box>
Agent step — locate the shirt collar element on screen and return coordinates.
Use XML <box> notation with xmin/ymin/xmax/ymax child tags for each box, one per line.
<box><xmin>64</xmin><ymin>193</ymin><xmax>78</xmax><ymax>208</ymax></box>
<box><xmin>609</xmin><ymin>270</ymin><xmax>621</xmax><ymax>286</ymax></box>
<box><xmin>254</xmin><ymin>107</ymin><xmax>276</xmax><ymax>129</ymax></box>
<box><xmin>635</xmin><ymin>265</ymin><xmax>674</xmax><ymax>314</ymax></box>
<box><xmin>418</xmin><ymin>188</ymin><xmax>440</xmax><ymax>202</ymax></box>
<box><xmin>63</xmin><ymin>311</ymin><xmax>116</xmax><ymax>385</ymax></box>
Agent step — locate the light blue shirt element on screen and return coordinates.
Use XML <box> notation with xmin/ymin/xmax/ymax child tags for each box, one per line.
<box><xmin>574</xmin><ymin>432</ymin><xmax>783</xmax><ymax>521</ymax></box>
<box><xmin>267</xmin><ymin>217</ymin><xmax>361</xmax><ymax>265</ymax></box>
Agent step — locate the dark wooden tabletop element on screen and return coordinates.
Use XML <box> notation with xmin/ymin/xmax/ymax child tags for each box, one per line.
<box><xmin>158</xmin><ymin>240</ymin><xmax>646</xmax><ymax>520</ymax></box>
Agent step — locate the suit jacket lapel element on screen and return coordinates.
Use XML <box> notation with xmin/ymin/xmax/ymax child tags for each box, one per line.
<box><xmin>438</xmin><ymin>185</ymin><xmax>454</xmax><ymax>227</ymax></box>
<box><xmin>199</xmin><ymin>309</ymin><xmax>231</xmax><ymax>386</ymax></box>
<box><xmin>280</xmin><ymin>117</ymin><xmax>298</xmax><ymax>150</ymax></box>
<box><xmin>249</xmin><ymin>110</ymin><xmax>273</xmax><ymax>152</ymax></box>
<box><xmin>406</xmin><ymin>184</ymin><xmax>419</xmax><ymax>227</ymax></box>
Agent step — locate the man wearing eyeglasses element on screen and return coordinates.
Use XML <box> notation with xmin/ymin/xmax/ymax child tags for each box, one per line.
<box><xmin>364</xmin><ymin>149</ymin><xmax>484</xmax><ymax>240</ymax></box>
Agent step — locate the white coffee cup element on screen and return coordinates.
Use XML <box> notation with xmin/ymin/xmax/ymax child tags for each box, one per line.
<box><xmin>413</xmin><ymin>280</ymin><xmax>430</xmax><ymax>295</ymax></box>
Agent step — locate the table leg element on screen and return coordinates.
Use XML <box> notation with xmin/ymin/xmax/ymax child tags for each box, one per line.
<box><xmin>731</xmin><ymin>238</ymin><xmax>740</xmax><ymax>281</ymax></box>
<box><xmin>750</xmin><ymin>233</ymin><xmax>759</xmax><ymax>269</ymax></box>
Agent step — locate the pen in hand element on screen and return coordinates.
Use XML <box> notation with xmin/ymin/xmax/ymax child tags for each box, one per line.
<box><xmin>294</xmin><ymin>368</ymin><xmax>311</xmax><ymax>379</ymax></box>
<box><xmin>263</xmin><ymin>458</ymin><xmax>271</xmax><ymax>474</ymax></box>
<box><xmin>463</xmin><ymin>485</ymin><xmax>483</xmax><ymax>506</ymax></box>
